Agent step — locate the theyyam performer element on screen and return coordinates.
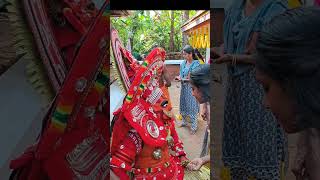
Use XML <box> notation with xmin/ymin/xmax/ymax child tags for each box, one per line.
<box><xmin>110</xmin><ymin>47</ymin><xmax>189</xmax><ymax>180</ymax></box>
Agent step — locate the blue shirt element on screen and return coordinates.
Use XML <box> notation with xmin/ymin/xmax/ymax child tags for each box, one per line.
<box><xmin>180</xmin><ymin>60</ymin><xmax>200</xmax><ymax>79</ymax></box>
<box><xmin>223</xmin><ymin>0</ymin><xmax>287</xmax><ymax>76</ymax></box>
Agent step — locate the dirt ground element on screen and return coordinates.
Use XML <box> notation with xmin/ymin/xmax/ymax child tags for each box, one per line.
<box><xmin>168</xmin><ymin>82</ymin><xmax>208</xmax><ymax>161</ymax></box>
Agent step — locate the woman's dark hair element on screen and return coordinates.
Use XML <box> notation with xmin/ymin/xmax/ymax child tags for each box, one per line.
<box><xmin>182</xmin><ymin>45</ymin><xmax>197</xmax><ymax>60</ymax></box>
<box><xmin>183</xmin><ymin>45</ymin><xmax>193</xmax><ymax>54</ymax></box>
<box><xmin>256</xmin><ymin>7</ymin><xmax>320</xmax><ymax>129</ymax></box>
<box><xmin>194</xmin><ymin>48</ymin><xmax>204</xmax><ymax>62</ymax></box>
<box><xmin>190</xmin><ymin>64</ymin><xmax>210</xmax><ymax>103</ymax></box>
<box><xmin>182</xmin><ymin>45</ymin><xmax>204</xmax><ymax>61</ymax></box>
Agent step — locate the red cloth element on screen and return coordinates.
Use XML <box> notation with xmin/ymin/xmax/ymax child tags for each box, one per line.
<box><xmin>9</xmin><ymin>1</ymin><xmax>110</xmax><ymax>179</ymax></box>
<box><xmin>111</xmin><ymin>128</ymin><xmax>185</xmax><ymax>180</ymax></box>
<box><xmin>111</xmin><ymin>131</ymin><xmax>140</xmax><ymax>179</ymax></box>
<box><xmin>9</xmin><ymin>146</ymin><xmax>47</xmax><ymax>180</ymax></box>
<box><xmin>133</xmin><ymin>156</ymin><xmax>184</xmax><ymax>180</ymax></box>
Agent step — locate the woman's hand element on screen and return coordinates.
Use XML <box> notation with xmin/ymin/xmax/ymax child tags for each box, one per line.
<box><xmin>180</xmin><ymin>156</ymin><xmax>190</xmax><ymax>167</ymax></box>
<box><xmin>292</xmin><ymin>154</ymin><xmax>306</xmax><ymax>177</ymax></box>
<box><xmin>292</xmin><ymin>131</ymin><xmax>308</xmax><ymax>180</ymax></box>
<box><xmin>211</xmin><ymin>48</ymin><xmax>221</xmax><ymax>59</ymax></box>
<box><xmin>245</xmin><ymin>32</ymin><xmax>259</xmax><ymax>54</ymax></box>
<box><xmin>187</xmin><ymin>158</ymin><xmax>204</xmax><ymax>171</ymax></box>
<box><xmin>175</xmin><ymin>76</ymin><xmax>181</xmax><ymax>81</ymax></box>
<box><xmin>292</xmin><ymin>161</ymin><xmax>306</xmax><ymax>180</ymax></box>
<box><xmin>200</xmin><ymin>104</ymin><xmax>208</xmax><ymax>121</ymax></box>
<box><xmin>213</xmin><ymin>54</ymin><xmax>233</xmax><ymax>64</ymax></box>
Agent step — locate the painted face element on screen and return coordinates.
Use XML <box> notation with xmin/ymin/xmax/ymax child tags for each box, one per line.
<box><xmin>145</xmin><ymin>86</ymin><xmax>172</xmax><ymax>121</ymax></box>
<box><xmin>255</xmin><ymin>69</ymin><xmax>300</xmax><ymax>133</ymax></box>
<box><xmin>144</xmin><ymin>78</ymin><xmax>171</xmax><ymax>111</ymax></box>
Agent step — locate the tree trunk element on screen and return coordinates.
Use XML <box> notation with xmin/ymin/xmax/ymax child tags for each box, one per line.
<box><xmin>182</xmin><ymin>11</ymin><xmax>189</xmax><ymax>47</ymax></box>
<box><xmin>129</xmin><ymin>36</ymin><xmax>133</xmax><ymax>51</ymax></box>
<box><xmin>169</xmin><ymin>11</ymin><xmax>175</xmax><ymax>52</ymax></box>
<box><xmin>130</xmin><ymin>26</ymin><xmax>137</xmax><ymax>51</ymax></box>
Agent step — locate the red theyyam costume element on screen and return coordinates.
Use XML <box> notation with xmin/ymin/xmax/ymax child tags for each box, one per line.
<box><xmin>111</xmin><ymin>47</ymin><xmax>187</xmax><ymax>180</ymax></box>
<box><xmin>6</xmin><ymin>0</ymin><xmax>110</xmax><ymax>179</ymax></box>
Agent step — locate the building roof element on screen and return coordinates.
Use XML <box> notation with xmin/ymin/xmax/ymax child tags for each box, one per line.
<box><xmin>181</xmin><ymin>10</ymin><xmax>210</xmax><ymax>33</ymax></box>
<box><xmin>111</xmin><ymin>10</ymin><xmax>132</xmax><ymax>17</ymax></box>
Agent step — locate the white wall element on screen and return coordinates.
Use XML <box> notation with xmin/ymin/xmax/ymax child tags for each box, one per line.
<box><xmin>0</xmin><ymin>59</ymin><xmax>47</xmax><ymax>178</ymax></box>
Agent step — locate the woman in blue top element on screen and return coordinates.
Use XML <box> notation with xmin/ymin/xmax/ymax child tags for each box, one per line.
<box><xmin>256</xmin><ymin>7</ymin><xmax>320</xmax><ymax>180</ymax></box>
<box><xmin>214</xmin><ymin>0</ymin><xmax>288</xmax><ymax>179</ymax></box>
<box><xmin>176</xmin><ymin>45</ymin><xmax>200</xmax><ymax>135</ymax></box>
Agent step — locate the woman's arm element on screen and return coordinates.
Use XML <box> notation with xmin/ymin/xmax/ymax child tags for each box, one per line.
<box><xmin>185</xmin><ymin>60</ymin><xmax>201</xmax><ymax>80</ymax></box>
<box><xmin>162</xmin><ymin>65</ymin><xmax>171</xmax><ymax>87</ymax></box>
<box><xmin>179</xmin><ymin>61</ymin><xmax>185</xmax><ymax>78</ymax></box>
<box><xmin>245</xmin><ymin>32</ymin><xmax>259</xmax><ymax>54</ymax></box>
<box><xmin>175</xmin><ymin>61</ymin><xmax>185</xmax><ymax>81</ymax></box>
<box><xmin>201</xmin><ymin>155</ymin><xmax>210</xmax><ymax>164</ymax></box>
<box><xmin>211</xmin><ymin>48</ymin><xmax>221</xmax><ymax>59</ymax></box>
<box><xmin>214</xmin><ymin>32</ymin><xmax>258</xmax><ymax>65</ymax></box>
<box><xmin>187</xmin><ymin>155</ymin><xmax>210</xmax><ymax>171</ymax></box>
<box><xmin>234</xmin><ymin>54</ymin><xmax>256</xmax><ymax>65</ymax></box>
<box><xmin>214</xmin><ymin>54</ymin><xmax>255</xmax><ymax>65</ymax></box>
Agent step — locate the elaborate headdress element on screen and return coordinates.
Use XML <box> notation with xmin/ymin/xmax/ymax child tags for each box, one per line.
<box><xmin>111</xmin><ymin>47</ymin><xmax>175</xmax><ymax>152</ymax></box>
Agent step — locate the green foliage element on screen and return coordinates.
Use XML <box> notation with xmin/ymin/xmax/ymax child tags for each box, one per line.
<box><xmin>189</xmin><ymin>10</ymin><xmax>197</xmax><ymax>18</ymax></box>
<box><xmin>111</xmin><ymin>10</ymin><xmax>199</xmax><ymax>55</ymax></box>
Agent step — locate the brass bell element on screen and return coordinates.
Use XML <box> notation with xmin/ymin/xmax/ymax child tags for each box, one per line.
<box><xmin>166</xmin><ymin>136</ymin><xmax>174</xmax><ymax>147</ymax></box>
<box><xmin>152</xmin><ymin>148</ymin><xmax>162</xmax><ymax>160</ymax></box>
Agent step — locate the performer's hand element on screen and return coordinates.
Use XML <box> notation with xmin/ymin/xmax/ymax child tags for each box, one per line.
<box><xmin>180</xmin><ymin>156</ymin><xmax>188</xmax><ymax>162</ymax></box>
<box><xmin>213</xmin><ymin>54</ymin><xmax>232</xmax><ymax>64</ymax></box>
<box><xmin>187</xmin><ymin>158</ymin><xmax>204</xmax><ymax>171</ymax></box>
<box><xmin>180</xmin><ymin>156</ymin><xmax>190</xmax><ymax>167</ymax></box>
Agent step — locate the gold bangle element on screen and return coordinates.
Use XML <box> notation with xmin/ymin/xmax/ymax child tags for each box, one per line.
<box><xmin>232</xmin><ymin>55</ymin><xmax>237</xmax><ymax>66</ymax></box>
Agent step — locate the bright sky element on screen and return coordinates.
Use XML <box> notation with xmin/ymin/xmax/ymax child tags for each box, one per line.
<box><xmin>149</xmin><ymin>11</ymin><xmax>156</xmax><ymax>17</ymax></box>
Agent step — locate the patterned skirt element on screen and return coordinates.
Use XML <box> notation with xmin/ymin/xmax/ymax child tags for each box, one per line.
<box><xmin>222</xmin><ymin>68</ymin><xmax>288</xmax><ymax>180</ymax></box>
<box><xmin>179</xmin><ymin>82</ymin><xmax>199</xmax><ymax>130</ymax></box>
